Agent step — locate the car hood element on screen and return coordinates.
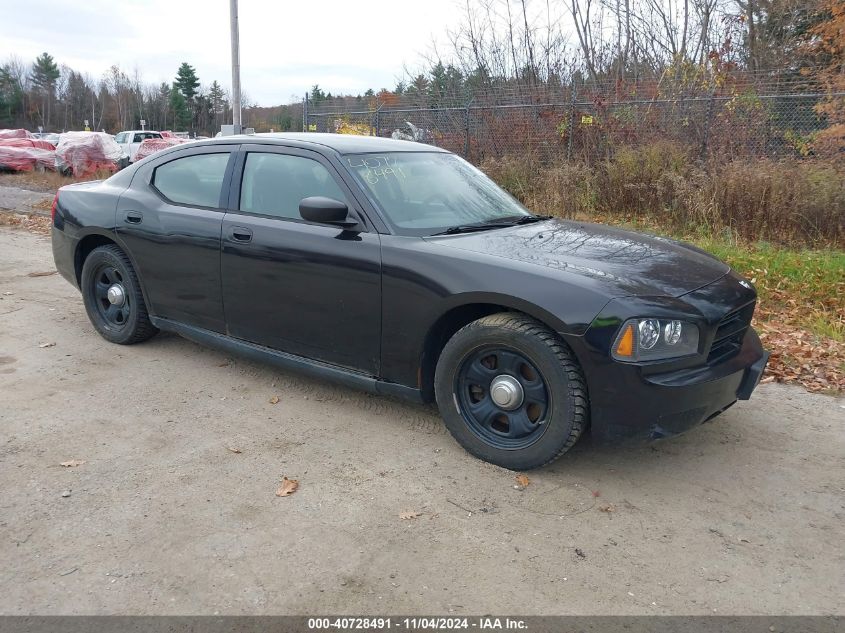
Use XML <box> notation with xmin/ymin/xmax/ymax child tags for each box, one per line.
<box><xmin>425</xmin><ymin>219</ymin><xmax>730</xmax><ymax>298</ymax></box>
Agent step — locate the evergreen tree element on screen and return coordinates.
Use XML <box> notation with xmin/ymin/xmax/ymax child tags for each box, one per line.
<box><xmin>169</xmin><ymin>83</ymin><xmax>191</xmax><ymax>130</ymax></box>
<box><xmin>0</xmin><ymin>63</ymin><xmax>23</xmax><ymax>124</ymax></box>
<box><xmin>208</xmin><ymin>80</ymin><xmax>226</xmax><ymax>130</ymax></box>
<box><xmin>30</xmin><ymin>52</ymin><xmax>60</xmax><ymax>93</ymax></box>
<box><xmin>208</xmin><ymin>80</ymin><xmax>226</xmax><ymax>113</ymax></box>
<box><xmin>174</xmin><ymin>62</ymin><xmax>200</xmax><ymax>101</ymax></box>
<box><xmin>427</xmin><ymin>62</ymin><xmax>464</xmax><ymax>103</ymax></box>
<box><xmin>157</xmin><ymin>82</ymin><xmax>171</xmax><ymax>129</ymax></box>
<box><xmin>310</xmin><ymin>84</ymin><xmax>326</xmax><ymax>103</ymax></box>
<box><xmin>29</xmin><ymin>52</ymin><xmax>60</xmax><ymax>127</ymax></box>
<box><xmin>406</xmin><ymin>75</ymin><xmax>430</xmax><ymax>102</ymax></box>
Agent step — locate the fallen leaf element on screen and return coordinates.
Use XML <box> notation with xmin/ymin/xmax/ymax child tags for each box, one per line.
<box><xmin>269</xmin><ymin>396</ymin><xmax>280</xmax><ymax>404</ymax></box>
<box><xmin>38</xmin><ymin>342</ymin><xmax>56</xmax><ymax>348</ymax></box>
<box><xmin>599</xmin><ymin>504</ymin><xmax>616</xmax><ymax>513</ymax></box>
<box><xmin>59</xmin><ymin>459</ymin><xmax>85</xmax><ymax>467</ymax></box>
<box><xmin>226</xmin><ymin>446</ymin><xmax>242</xmax><ymax>454</ymax></box>
<box><xmin>27</xmin><ymin>270</ymin><xmax>57</xmax><ymax>277</ymax></box>
<box><xmin>275</xmin><ymin>476</ymin><xmax>298</xmax><ymax>497</ymax></box>
<box><xmin>399</xmin><ymin>510</ymin><xmax>422</xmax><ymax>520</ymax></box>
<box><xmin>217</xmin><ymin>361</ymin><xmax>229</xmax><ymax>367</ymax></box>
<box><xmin>515</xmin><ymin>474</ymin><xmax>530</xmax><ymax>488</ymax></box>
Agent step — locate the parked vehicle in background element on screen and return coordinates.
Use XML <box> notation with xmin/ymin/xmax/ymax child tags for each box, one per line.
<box><xmin>50</xmin><ymin>133</ymin><xmax>769</xmax><ymax>470</ymax></box>
<box><xmin>133</xmin><ymin>136</ymin><xmax>190</xmax><ymax>162</ymax></box>
<box><xmin>0</xmin><ymin>129</ymin><xmax>57</xmax><ymax>172</ymax></box>
<box><xmin>30</xmin><ymin>132</ymin><xmax>60</xmax><ymax>145</ymax></box>
<box><xmin>114</xmin><ymin>130</ymin><xmax>163</xmax><ymax>164</ymax></box>
<box><xmin>160</xmin><ymin>131</ymin><xmax>194</xmax><ymax>141</ymax></box>
<box><xmin>55</xmin><ymin>131</ymin><xmax>123</xmax><ymax>177</ymax></box>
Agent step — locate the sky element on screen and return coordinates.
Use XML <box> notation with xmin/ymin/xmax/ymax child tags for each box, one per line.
<box><xmin>0</xmin><ymin>0</ymin><xmax>465</xmax><ymax>106</ymax></box>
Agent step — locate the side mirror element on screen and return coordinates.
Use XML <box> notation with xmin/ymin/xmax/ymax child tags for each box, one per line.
<box><xmin>299</xmin><ymin>196</ymin><xmax>359</xmax><ymax>228</ymax></box>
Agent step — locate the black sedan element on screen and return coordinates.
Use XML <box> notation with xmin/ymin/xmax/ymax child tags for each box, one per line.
<box><xmin>51</xmin><ymin>133</ymin><xmax>769</xmax><ymax>470</ymax></box>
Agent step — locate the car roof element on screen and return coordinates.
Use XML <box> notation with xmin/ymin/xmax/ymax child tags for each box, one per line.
<box><xmin>199</xmin><ymin>133</ymin><xmax>448</xmax><ymax>155</ymax></box>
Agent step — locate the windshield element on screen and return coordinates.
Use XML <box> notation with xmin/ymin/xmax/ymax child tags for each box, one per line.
<box><xmin>344</xmin><ymin>152</ymin><xmax>530</xmax><ymax>235</ymax></box>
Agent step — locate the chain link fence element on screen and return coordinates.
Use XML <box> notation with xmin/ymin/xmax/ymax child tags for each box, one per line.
<box><xmin>303</xmin><ymin>71</ymin><xmax>842</xmax><ymax>164</ymax></box>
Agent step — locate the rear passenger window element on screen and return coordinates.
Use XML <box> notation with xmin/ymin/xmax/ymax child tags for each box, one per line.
<box><xmin>153</xmin><ymin>153</ymin><xmax>229</xmax><ymax>208</ymax></box>
<box><xmin>240</xmin><ymin>153</ymin><xmax>348</xmax><ymax>220</ymax></box>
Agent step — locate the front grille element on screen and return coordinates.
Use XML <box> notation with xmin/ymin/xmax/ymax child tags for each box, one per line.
<box><xmin>707</xmin><ymin>301</ymin><xmax>755</xmax><ymax>364</ymax></box>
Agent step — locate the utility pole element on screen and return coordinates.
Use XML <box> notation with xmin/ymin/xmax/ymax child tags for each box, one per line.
<box><xmin>229</xmin><ymin>0</ymin><xmax>242</xmax><ymax>133</ymax></box>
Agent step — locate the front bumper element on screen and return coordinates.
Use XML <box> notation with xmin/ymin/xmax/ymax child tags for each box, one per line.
<box><xmin>573</xmin><ymin>327</ymin><xmax>769</xmax><ymax>443</ymax></box>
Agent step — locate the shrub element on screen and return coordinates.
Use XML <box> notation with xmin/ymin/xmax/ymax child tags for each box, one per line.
<box><xmin>481</xmin><ymin>143</ymin><xmax>844</xmax><ymax>247</ymax></box>
<box><xmin>705</xmin><ymin>160</ymin><xmax>845</xmax><ymax>245</ymax></box>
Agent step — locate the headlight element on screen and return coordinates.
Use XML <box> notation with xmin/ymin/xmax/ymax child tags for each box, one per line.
<box><xmin>612</xmin><ymin>318</ymin><xmax>699</xmax><ymax>362</ymax></box>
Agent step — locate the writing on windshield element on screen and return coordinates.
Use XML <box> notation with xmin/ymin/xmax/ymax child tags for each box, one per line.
<box><xmin>346</xmin><ymin>155</ymin><xmax>407</xmax><ymax>186</ymax></box>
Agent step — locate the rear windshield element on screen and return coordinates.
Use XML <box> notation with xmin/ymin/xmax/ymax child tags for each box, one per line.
<box><xmin>133</xmin><ymin>132</ymin><xmax>161</xmax><ymax>143</ymax></box>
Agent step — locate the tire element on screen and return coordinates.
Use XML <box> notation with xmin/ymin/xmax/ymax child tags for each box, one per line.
<box><xmin>80</xmin><ymin>244</ymin><xmax>157</xmax><ymax>345</ymax></box>
<box><xmin>434</xmin><ymin>312</ymin><xmax>588</xmax><ymax>470</ymax></box>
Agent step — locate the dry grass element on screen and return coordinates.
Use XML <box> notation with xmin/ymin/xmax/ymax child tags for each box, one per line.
<box><xmin>482</xmin><ymin>142</ymin><xmax>845</xmax><ymax>247</ymax></box>
<box><xmin>0</xmin><ymin>169</ymin><xmax>113</xmax><ymax>193</ymax></box>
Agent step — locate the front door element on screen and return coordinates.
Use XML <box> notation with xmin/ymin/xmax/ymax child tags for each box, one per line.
<box><xmin>220</xmin><ymin>146</ymin><xmax>381</xmax><ymax>374</ymax></box>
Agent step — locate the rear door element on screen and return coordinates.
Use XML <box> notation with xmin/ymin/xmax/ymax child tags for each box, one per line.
<box><xmin>220</xmin><ymin>144</ymin><xmax>382</xmax><ymax>374</ymax></box>
<box><xmin>116</xmin><ymin>144</ymin><xmax>237</xmax><ymax>333</ymax></box>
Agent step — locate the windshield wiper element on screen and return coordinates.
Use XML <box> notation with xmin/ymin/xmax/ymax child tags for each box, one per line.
<box><xmin>430</xmin><ymin>215</ymin><xmax>551</xmax><ymax>236</ymax></box>
<box><xmin>501</xmin><ymin>214</ymin><xmax>552</xmax><ymax>225</ymax></box>
<box><xmin>431</xmin><ymin>222</ymin><xmax>516</xmax><ymax>236</ymax></box>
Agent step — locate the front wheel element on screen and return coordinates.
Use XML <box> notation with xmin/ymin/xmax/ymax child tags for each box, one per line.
<box><xmin>80</xmin><ymin>244</ymin><xmax>157</xmax><ymax>345</ymax></box>
<box><xmin>434</xmin><ymin>313</ymin><xmax>588</xmax><ymax>470</ymax></box>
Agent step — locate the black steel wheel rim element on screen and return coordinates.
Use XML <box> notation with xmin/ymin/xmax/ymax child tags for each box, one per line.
<box><xmin>455</xmin><ymin>346</ymin><xmax>550</xmax><ymax>450</ymax></box>
<box><xmin>92</xmin><ymin>264</ymin><xmax>130</xmax><ymax>328</ymax></box>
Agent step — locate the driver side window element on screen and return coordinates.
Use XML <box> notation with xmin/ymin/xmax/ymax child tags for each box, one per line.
<box><xmin>239</xmin><ymin>153</ymin><xmax>348</xmax><ymax>220</ymax></box>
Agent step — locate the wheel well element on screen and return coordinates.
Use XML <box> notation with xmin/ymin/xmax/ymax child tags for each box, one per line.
<box><xmin>420</xmin><ymin>303</ymin><xmax>514</xmax><ymax>402</ymax></box>
<box><xmin>75</xmin><ymin>234</ymin><xmax>118</xmax><ymax>285</ymax></box>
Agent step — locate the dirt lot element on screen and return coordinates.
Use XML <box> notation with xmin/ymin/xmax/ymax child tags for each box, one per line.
<box><xmin>0</xmin><ymin>226</ymin><xmax>843</xmax><ymax>616</ymax></box>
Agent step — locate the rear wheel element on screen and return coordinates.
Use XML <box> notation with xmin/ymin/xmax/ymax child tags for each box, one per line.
<box><xmin>434</xmin><ymin>312</ymin><xmax>588</xmax><ymax>470</ymax></box>
<box><xmin>81</xmin><ymin>245</ymin><xmax>157</xmax><ymax>345</ymax></box>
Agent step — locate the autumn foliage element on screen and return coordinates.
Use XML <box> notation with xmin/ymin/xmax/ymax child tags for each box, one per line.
<box><xmin>806</xmin><ymin>0</ymin><xmax>845</xmax><ymax>159</ymax></box>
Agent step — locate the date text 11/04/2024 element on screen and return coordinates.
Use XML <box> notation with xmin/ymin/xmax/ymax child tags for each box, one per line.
<box><xmin>307</xmin><ymin>618</ymin><xmax>528</xmax><ymax>630</ymax></box>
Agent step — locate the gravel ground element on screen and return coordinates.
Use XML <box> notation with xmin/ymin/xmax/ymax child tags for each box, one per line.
<box><xmin>0</xmin><ymin>185</ymin><xmax>52</xmax><ymax>215</ymax></box>
<box><xmin>0</xmin><ymin>226</ymin><xmax>843</xmax><ymax>616</ymax></box>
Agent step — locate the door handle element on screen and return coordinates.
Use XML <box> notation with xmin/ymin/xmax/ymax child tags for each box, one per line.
<box><xmin>125</xmin><ymin>211</ymin><xmax>143</xmax><ymax>224</ymax></box>
<box><xmin>230</xmin><ymin>226</ymin><xmax>253</xmax><ymax>243</ymax></box>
